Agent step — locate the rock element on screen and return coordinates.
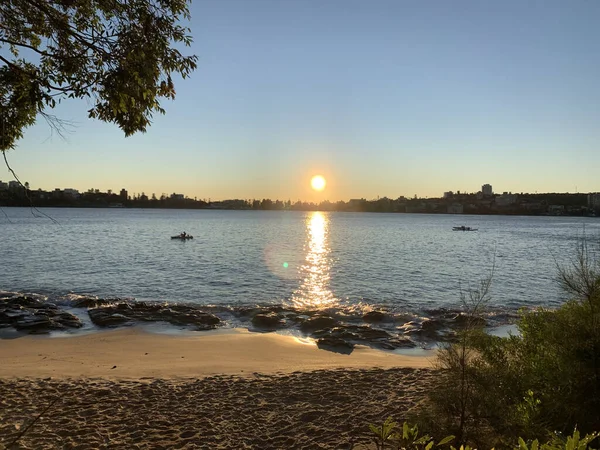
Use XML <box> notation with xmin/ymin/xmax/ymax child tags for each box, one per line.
<box><xmin>251</xmin><ymin>313</ymin><xmax>284</xmax><ymax>329</ymax></box>
<box><xmin>316</xmin><ymin>337</ymin><xmax>354</xmax><ymax>354</ymax></box>
<box><xmin>71</xmin><ymin>297</ymin><xmax>114</xmax><ymax>308</ymax></box>
<box><xmin>3</xmin><ymin>309</ymin><xmax>27</xmax><ymax>319</ymax></box>
<box><xmin>0</xmin><ymin>296</ymin><xmax>83</xmax><ymax>333</ymax></box>
<box><xmin>410</xmin><ymin>318</ymin><xmax>445</xmax><ymax>341</ymax></box>
<box><xmin>353</xmin><ymin>327</ymin><xmax>390</xmax><ymax>340</ymax></box>
<box><xmin>86</xmin><ymin>301</ymin><xmax>220</xmax><ymax>330</ymax></box>
<box><xmin>384</xmin><ymin>337</ymin><xmax>416</xmax><ymax>349</ymax></box>
<box><xmin>452</xmin><ymin>313</ymin><xmax>486</xmax><ymax>328</ymax></box>
<box><xmin>15</xmin><ymin>314</ymin><xmax>52</xmax><ymax>330</ymax></box>
<box><xmin>329</xmin><ymin>325</ymin><xmax>389</xmax><ymax>340</ymax></box>
<box><xmin>363</xmin><ymin>311</ymin><xmax>387</xmax><ymax>323</ymax></box>
<box><xmin>55</xmin><ymin>312</ymin><xmax>83</xmax><ymax>328</ymax></box>
<box><xmin>88</xmin><ymin>309</ymin><xmax>130</xmax><ymax>327</ymax></box>
<box><xmin>312</xmin><ymin>324</ymin><xmax>416</xmax><ymax>350</ymax></box>
<box><xmin>299</xmin><ymin>316</ymin><xmax>338</xmax><ymax>332</ymax></box>
<box><xmin>421</xmin><ymin>318</ymin><xmax>444</xmax><ymax>332</ymax></box>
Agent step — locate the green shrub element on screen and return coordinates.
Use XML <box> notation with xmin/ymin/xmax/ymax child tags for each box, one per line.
<box><xmin>367</xmin><ymin>420</ymin><xmax>599</xmax><ymax>450</ymax></box>
<box><xmin>416</xmin><ymin>239</ymin><xmax>600</xmax><ymax>446</ymax></box>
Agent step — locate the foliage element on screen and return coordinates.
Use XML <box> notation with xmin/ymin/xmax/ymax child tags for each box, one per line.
<box><xmin>416</xmin><ymin>238</ymin><xmax>600</xmax><ymax>446</ymax></box>
<box><xmin>0</xmin><ymin>0</ymin><xmax>197</xmax><ymax>150</ymax></box>
<box><xmin>369</xmin><ymin>417</ymin><xmax>455</xmax><ymax>450</ymax></box>
<box><xmin>517</xmin><ymin>429</ymin><xmax>599</xmax><ymax>450</ymax></box>
<box><xmin>368</xmin><ymin>420</ymin><xmax>599</xmax><ymax>450</ymax></box>
<box><xmin>415</xmin><ymin>263</ymin><xmax>495</xmax><ymax>445</ymax></box>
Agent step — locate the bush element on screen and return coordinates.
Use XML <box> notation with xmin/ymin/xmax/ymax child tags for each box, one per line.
<box><xmin>415</xmin><ymin>239</ymin><xmax>600</xmax><ymax>447</ymax></box>
<box><xmin>368</xmin><ymin>420</ymin><xmax>599</xmax><ymax>450</ymax></box>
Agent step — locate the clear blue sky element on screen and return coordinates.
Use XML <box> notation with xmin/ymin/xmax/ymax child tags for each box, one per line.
<box><xmin>2</xmin><ymin>0</ymin><xmax>599</xmax><ymax>201</ymax></box>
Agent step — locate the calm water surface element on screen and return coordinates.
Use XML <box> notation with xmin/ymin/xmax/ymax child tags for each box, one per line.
<box><xmin>1</xmin><ymin>208</ymin><xmax>598</xmax><ymax>315</ymax></box>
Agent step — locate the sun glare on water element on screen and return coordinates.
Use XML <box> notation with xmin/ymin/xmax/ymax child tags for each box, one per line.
<box><xmin>310</xmin><ymin>175</ymin><xmax>326</xmax><ymax>191</ymax></box>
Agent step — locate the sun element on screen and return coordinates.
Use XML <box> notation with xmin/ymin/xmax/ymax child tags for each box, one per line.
<box><xmin>310</xmin><ymin>175</ymin><xmax>326</xmax><ymax>191</ymax></box>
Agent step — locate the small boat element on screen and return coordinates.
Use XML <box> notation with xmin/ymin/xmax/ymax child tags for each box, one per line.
<box><xmin>452</xmin><ymin>226</ymin><xmax>477</xmax><ymax>231</ymax></box>
<box><xmin>171</xmin><ymin>235</ymin><xmax>193</xmax><ymax>240</ymax></box>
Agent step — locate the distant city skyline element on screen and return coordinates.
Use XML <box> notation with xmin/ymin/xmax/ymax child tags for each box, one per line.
<box><xmin>2</xmin><ymin>179</ymin><xmax>593</xmax><ymax>203</ymax></box>
<box><xmin>2</xmin><ymin>0</ymin><xmax>599</xmax><ymax>200</ymax></box>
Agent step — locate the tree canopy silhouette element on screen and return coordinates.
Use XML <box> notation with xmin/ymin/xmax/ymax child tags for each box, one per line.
<box><xmin>0</xmin><ymin>0</ymin><xmax>197</xmax><ymax>151</ymax></box>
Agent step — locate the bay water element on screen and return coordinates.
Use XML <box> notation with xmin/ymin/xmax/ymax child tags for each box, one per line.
<box><xmin>2</xmin><ymin>207</ymin><xmax>597</xmax><ymax>318</ymax></box>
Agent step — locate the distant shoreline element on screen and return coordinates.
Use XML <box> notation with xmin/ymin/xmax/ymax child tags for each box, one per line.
<box><xmin>1</xmin><ymin>188</ymin><xmax>597</xmax><ymax>216</ymax></box>
<box><xmin>0</xmin><ymin>204</ymin><xmax>597</xmax><ymax>217</ymax></box>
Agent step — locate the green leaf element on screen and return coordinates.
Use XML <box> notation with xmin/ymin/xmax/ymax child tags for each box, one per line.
<box><xmin>518</xmin><ymin>437</ymin><xmax>528</xmax><ymax>450</ymax></box>
<box><xmin>437</xmin><ymin>435</ymin><xmax>455</xmax><ymax>447</ymax></box>
<box><xmin>402</xmin><ymin>421</ymin><xmax>409</xmax><ymax>440</ymax></box>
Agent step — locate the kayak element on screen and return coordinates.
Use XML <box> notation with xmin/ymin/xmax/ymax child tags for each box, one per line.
<box><xmin>171</xmin><ymin>235</ymin><xmax>193</xmax><ymax>240</ymax></box>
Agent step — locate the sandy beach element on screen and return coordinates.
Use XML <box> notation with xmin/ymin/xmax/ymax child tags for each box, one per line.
<box><xmin>0</xmin><ymin>328</ymin><xmax>435</xmax><ymax>449</ymax></box>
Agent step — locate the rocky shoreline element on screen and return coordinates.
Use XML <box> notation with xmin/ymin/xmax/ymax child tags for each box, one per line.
<box><xmin>0</xmin><ymin>291</ymin><xmax>517</xmax><ymax>352</ymax></box>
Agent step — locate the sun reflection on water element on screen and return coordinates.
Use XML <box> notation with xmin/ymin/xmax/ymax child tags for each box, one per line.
<box><xmin>291</xmin><ymin>211</ymin><xmax>337</xmax><ymax>309</ymax></box>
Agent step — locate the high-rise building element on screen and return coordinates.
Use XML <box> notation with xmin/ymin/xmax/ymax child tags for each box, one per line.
<box><xmin>482</xmin><ymin>184</ymin><xmax>493</xmax><ymax>197</ymax></box>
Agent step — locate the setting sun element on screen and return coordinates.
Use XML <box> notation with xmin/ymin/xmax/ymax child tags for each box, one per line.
<box><xmin>310</xmin><ymin>175</ymin><xmax>326</xmax><ymax>191</ymax></box>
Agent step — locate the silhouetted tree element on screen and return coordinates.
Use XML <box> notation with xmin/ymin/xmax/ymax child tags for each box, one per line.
<box><xmin>0</xmin><ymin>0</ymin><xmax>197</xmax><ymax>151</ymax></box>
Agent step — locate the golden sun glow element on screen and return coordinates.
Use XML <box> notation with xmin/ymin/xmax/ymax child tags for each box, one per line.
<box><xmin>310</xmin><ymin>175</ymin><xmax>326</xmax><ymax>191</ymax></box>
<box><xmin>292</xmin><ymin>211</ymin><xmax>336</xmax><ymax>309</ymax></box>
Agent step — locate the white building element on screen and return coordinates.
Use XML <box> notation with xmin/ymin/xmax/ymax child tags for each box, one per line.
<box><xmin>63</xmin><ymin>188</ymin><xmax>80</xmax><ymax>198</ymax></box>
<box><xmin>482</xmin><ymin>184</ymin><xmax>493</xmax><ymax>197</ymax></box>
<box><xmin>588</xmin><ymin>193</ymin><xmax>600</xmax><ymax>212</ymax></box>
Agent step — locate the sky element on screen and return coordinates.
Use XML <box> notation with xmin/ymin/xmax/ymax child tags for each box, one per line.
<box><xmin>2</xmin><ymin>0</ymin><xmax>600</xmax><ymax>201</ymax></box>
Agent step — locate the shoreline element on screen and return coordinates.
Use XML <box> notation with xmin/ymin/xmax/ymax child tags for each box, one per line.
<box><xmin>0</xmin><ymin>328</ymin><xmax>435</xmax><ymax>448</ymax></box>
<box><xmin>0</xmin><ymin>327</ymin><xmax>433</xmax><ymax>380</ymax></box>
<box><xmin>0</xmin><ymin>290</ymin><xmax>519</xmax><ymax>354</ymax></box>
<box><xmin>1</xmin><ymin>205</ymin><xmax>596</xmax><ymax>218</ymax></box>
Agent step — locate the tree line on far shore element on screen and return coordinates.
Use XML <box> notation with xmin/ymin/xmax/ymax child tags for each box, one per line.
<box><xmin>0</xmin><ymin>187</ymin><xmax>594</xmax><ymax>216</ymax></box>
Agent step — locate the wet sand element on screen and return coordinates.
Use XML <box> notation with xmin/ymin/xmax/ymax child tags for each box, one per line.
<box><xmin>0</xmin><ymin>328</ymin><xmax>435</xmax><ymax>449</ymax></box>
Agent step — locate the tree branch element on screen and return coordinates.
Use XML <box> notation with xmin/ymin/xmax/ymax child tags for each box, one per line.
<box><xmin>2</xmin><ymin>150</ymin><xmax>59</xmax><ymax>224</ymax></box>
<box><xmin>0</xmin><ymin>37</ymin><xmax>55</xmax><ymax>58</ymax></box>
<box><xmin>19</xmin><ymin>0</ymin><xmax>113</xmax><ymax>58</ymax></box>
<box><xmin>0</xmin><ymin>54</ymin><xmax>31</xmax><ymax>74</ymax></box>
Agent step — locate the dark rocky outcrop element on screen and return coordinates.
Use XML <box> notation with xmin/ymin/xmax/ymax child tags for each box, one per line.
<box><xmin>251</xmin><ymin>313</ymin><xmax>284</xmax><ymax>329</ymax></box>
<box><xmin>88</xmin><ymin>309</ymin><xmax>131</xmax><ymax>327</ymax></box>
<box><xmin>0</xmin><ymin>295</ymin><xmax>82</xmax><ymax>333</ymax></box>
<box><xmin>70</xmin><ymin>297</ymin><xmax>115</xmax><ymax>308</ymax></box>
<box><xmin>313</xmin><ymin>325</ymin><xmax>415</xmax><ymax>350</ymax></box>
<box><xmin>362</xmin><ymin>311</ymin><xmax>388</xmax><ymax>323</ymax></box>
<box><xmin>86</xmin><ymin>301</ymin><xmax>220</xmax><ymax>330</ymax></box>
<box><xmin>316</xmin><ymin>337</ymin><xmax>355</xmax><ymax>354</ymax></box>
<box><xmin>1</xmin><ymin>291</ymin><xmax>518</xmax><ymax>351</ymax></box>
<box><xmin>299</xmin><ymin>316</ymin><xmax>338</xmax><ymax>332</ymax></box>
